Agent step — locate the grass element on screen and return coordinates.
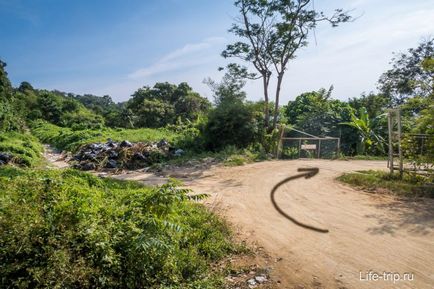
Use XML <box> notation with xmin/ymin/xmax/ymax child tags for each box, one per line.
<box><xmin>0</xmin><ymin>131</ymin><xmax>44</xmax><ymax>167</ymax></box>
<box><xmin>31</xmin><ymin>120</ymin><xmax>180</xmax><ymax>152</ymax></box>
<box><xmin>0</xmin><ymin>167</ymin><xmax>243</xmax><ymax>288</ymax></box>
<box><xmin>338</xmin><ymin>154</ymin><xmax>388</xmax><ymax>161</ymax></box>
<box><xmin>159</xmin><ymin>145</ymin><xmax>270</xmax><ymax>169</ymax></box>
<box><xmin>337</xmin><ymin>170</ymin><xmax>434</xmax><ymax>198</ymax></box>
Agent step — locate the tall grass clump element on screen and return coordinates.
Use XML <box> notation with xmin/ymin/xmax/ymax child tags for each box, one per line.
<box><xmin>0</xmin><ymin>132</ymin><xmax>43</xmax><ymax>167</ymax></box>
<box><xmin>31</xmin><ymin>120</ymin><xmax>180</xmax><ymax>152</ymax></box>
<box><xmin>0</xmin><ymin>168</ymin><xmax>238</xmax><ymax>288</ymax></box>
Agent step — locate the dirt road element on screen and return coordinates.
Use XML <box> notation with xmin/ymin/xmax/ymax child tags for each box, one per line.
<box><xmin>148</xmin><ymin>159</ymin><xmax>433</xmax><ymax>289</ymax></box>
<box><xmin>48</xmin><ymin>151</ymin><xmax>434</xmax><ymax>288</ymax></box>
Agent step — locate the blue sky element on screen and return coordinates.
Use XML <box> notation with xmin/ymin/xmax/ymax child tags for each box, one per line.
<box><xmin>1</xmin><ymin>0</ymin><xmax>433</xmax><ymax>103</ymax></box>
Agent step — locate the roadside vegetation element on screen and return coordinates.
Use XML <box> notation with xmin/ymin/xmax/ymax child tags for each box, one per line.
<box><xmin>31</xmin><ymin>120</ymin><xmax>180</xmax><ymax>152</ymax></box>
<box><xmin>0</xmin><ymin>168</ymin><xmax>242</xmax><ymax>288</ymax></box>
<box><xmin>338</xmin><ymin>170</ymin><xmax>434</xmax><ymax>198</ymax></box>
<box><xmin>0</xmin><ymin>132</ymin><xmax>43</xmax><ymax>167</ymax></box>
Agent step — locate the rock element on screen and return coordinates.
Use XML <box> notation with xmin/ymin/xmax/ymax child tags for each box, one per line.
<box><xmin>105</xmin><ymin>159</ymin><xmax>118</xmax><ymax>169</ymax></box>
<box><xmin>120</xmin><ymin>140</ymin><xmax>133</xmax><ymax>148</ymax></box>
<box><xmin>254</xmin><ymin>275</ymin><xmax>267</xmax><ymax>283</ymax></box>
<box><xmin>174</xmin><ymin>149</ymin><xmax>184</xmax><ymax>156</ymax></box>
<box><xmin>0</xmin><ymin>153</ymin><xmax>12</xmax><ymax>163</ymax></box>
<box><xmin>247</xmin><ymin>278</ymin><xmax>257</xmax><ymax>288</ymax></box>
<box><xmin>81</xmin><ymin>162</ymin><xmax>96</xmax><ymax>171</ymax></box>
<box><xmin>0</xmin><ymin>160</ymin><xmax>6</xmax><ymax>166</ymax></box>
<box><xmin>157</xmin><ymin>139</ymin><xmax>169</xmax><ymax>148</ymax></box>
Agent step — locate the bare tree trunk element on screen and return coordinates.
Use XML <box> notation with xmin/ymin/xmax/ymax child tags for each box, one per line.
<box><xmin>273</xmin><ymin>73</ymin><xmax>284</xmax><ymax>129</ymax></box>
<box><xmin>263</xmin><ymin>74</ymin><xmax>270</xmax><ymax>129</ymax></box>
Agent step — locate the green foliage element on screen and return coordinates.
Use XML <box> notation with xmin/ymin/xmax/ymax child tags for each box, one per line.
<box><xmin>0</xmin><ymin>60</ymin><xmax>26</xmax><ymax>132</ymax></box>
<box><xmin>338</xmin><ymin>170</ymin><xmax>433</xmax><ymax>198</ymax></box>
<box><xmin>348</xmin><ymin>93</ymin><xmax>391</xmax><ymax>119</ymax></box>
<box><xmin>36</xmin><ymin>91</ymin><xmax>64</xmax><ymax>123</ymax></box>
<box><xmin>340</xmin><ymin>108</ymin><xmax>386</xmax><ymax>155</ymax></box>
<box><xmin>0</xmin><ymin>169</ymin><xmax>238</xmax><ymax>288</ymax></box>
<box><xmin>378</xmin><ymin>38</ymin><xmax>434</xmax><ymax>104</ymax></box>
<box><xmin>31</xmin><ymin>121</ymin><xmax>179</xmax><ymax>152</ymax></box>
<box><xmin>284</xmin><ymin>87</ymin><xmax>359</xmax><ymax>154</ymax></box>
<box><xmin>204</xmin><ymin>64</ymin><xmax>248</xmax><ymax>105</ymax></box>
<box><xmin>168</xmin><ymin>117</ymin><xmax>208</xmax><ymax>152</ymax></box>
<box><xmin>204</xmin><ymin>100</ymin><xmax>259</xmax><ymax>150</ymax></box>
<box><xmin>135</xmin><ymin>98</ymin><xmax>176</xmax><ymax>128</ymax></box>
<box><xmin>127</xmin><ymin>82</ymin><xmax>210</xmax><ymax>128</ymax></box>
<box><xmin>224</xmin><ymin>0</ymin><xmax>351</xmax><ymax>128</ymax></box>
<box><xmin>281</xmin><ymin>146</ymin><xmax>298</xmax><ymax>159</ymax></box>
<box><xmin>61</xmin><ymin>110</ymin><xmax>105</xmax><ymax>130</ymax></box>
<box><xmin>73</xmin><ymin>94</ymin><xmax>118</xmax><ymax>115</ymax></box>
<box><xmin>0</xmin><ymin>132</ymin><xmax>43</xmax><ymax>167</ymax></box>
<box><xmin>0</xmin><ymin>59</ymin><xmax>12</xmax><ymax>99</ymax></box>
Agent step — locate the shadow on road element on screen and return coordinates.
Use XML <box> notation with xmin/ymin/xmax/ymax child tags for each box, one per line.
<box><xmin>365</xmin><ymin>198</ymin><xmax>434</xmax><ymax>236</ymax></box>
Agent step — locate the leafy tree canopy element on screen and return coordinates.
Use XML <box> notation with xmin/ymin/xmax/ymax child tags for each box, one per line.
<box><xmin>128</xmin><ymin>82</ymin><xmax>210</xmax><ymax>128</ymax></box>
<box><xmin>378</xmin><ymin>38</ymin><xmax>434</xmax><ymax>104</ymax></box>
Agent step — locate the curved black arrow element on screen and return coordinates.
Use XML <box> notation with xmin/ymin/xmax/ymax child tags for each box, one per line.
<box><xmin>270</xmin><ymin>167</ymin><xmax>329</xmax><ymax>233</ymax></box>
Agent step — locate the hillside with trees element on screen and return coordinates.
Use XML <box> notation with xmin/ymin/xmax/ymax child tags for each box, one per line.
<box><xmin>0</xmin><ymin>0</ymin><xmax>433</xmax><ymax>288</ymax></box>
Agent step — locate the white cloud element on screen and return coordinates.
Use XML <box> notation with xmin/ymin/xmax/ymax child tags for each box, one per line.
<box><xmin>128</xmin><ymin>37</ymin><xmax>226</xmax><ymax>79</ymax></box>
<box><xmin>43</xmin><ymin>1</ymin><xmax>434</xmax><ymax>104</ymax></box>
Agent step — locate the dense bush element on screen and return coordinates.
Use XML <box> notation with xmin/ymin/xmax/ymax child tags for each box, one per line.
<box><xmin>0</xmin><ymin>168</ymin><xmax>238</xmax><ymax>288</ymax></box>
<box><xmin>127</xmin><ymin>82</ymin><xmax>211</xmax><ymax>128</ymax></box>
<box><xmin>60</xmin><ymin>110</ymin><xmax>105</xmax><ymax>130</ymax></box>
<box><xmin>0</xmin><ymin>60</ymin><xmax>27</xmax><ymax>132</ymax></box>
<box><xmin>204</xmin><ymin>100</ymin><xmax>259</xmax><ymax>150</ymax></box>
<box><xmin>0</xmin><ymin>132</ymin><xmax>43</xmax><ymax>167</ymax></box>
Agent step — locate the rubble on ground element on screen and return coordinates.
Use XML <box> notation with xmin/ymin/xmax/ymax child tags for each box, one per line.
<box><xmin>71</xmin><ymin>139</ymin><xmax>176</xmax><ymax>171</ymax></box>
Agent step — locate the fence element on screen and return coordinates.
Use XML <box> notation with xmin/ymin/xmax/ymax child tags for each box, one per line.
<box><xmin>277</xmin><ymin>127</ymin><xmax>340</xmax><ymax>159</ymax></box>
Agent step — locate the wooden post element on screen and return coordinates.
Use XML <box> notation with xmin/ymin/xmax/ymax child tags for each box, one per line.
<box><xmin>317</xmin><ymin>140</ymin><xmax>321</xmax><ymax>158</ymax></box>
<box><xmin>388</xmin><ymin>111</ymin><xmax>394</xmax><ymax>174</ymax></box>
<box><xmin>397</xmin><ymin>109</ymin><xmax>403</xmax><ymax>178</ymax></box>
<box><xmin>298</xmin><ymin>139</ymin><xmax>302</xmax><ymax>159</ymax></box>
<box><xmin>276</xmin><ymin>125</ymin><xmax>285</xmax><ymax>159</ymax></box>
<box><xmin>337</xmin><ymin>138</ymin><xmax>341</xmax><ymax>159</ymax></box>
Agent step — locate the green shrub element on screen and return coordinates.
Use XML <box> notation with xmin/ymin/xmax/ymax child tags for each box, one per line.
<box><xmin>204</xmin><ymin>101</ymin><xmax>259</xmax><ymax>150</ymax></box>
<box><xmin>61</xmin><ymin>110</ymin><xmax>105</xmax><ymax>130</ymax></box>
<box><xmin>0</xmin><ymin>168</ymin><xmax>238</xmax><ymax>288</ymax></box>
<box><xmin>0</xmin><ymin>132</ymin><xmax>43</xmax><ymax>166</ymax></box>
<box><xmin>281</xmin><ymin>147</ymin><xmax>298</xmax><ymax>159</ymax></box>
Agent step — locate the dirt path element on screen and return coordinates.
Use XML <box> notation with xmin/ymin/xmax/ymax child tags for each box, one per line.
<box><xmin>150</xmin><ymin>159</ymin><xmax>433</xmax><ymax>289</ymax></box>
<box><xmin>45</xmin><ymin>149</ymin><xmax>434</xmax><ymax>288</ymax></box>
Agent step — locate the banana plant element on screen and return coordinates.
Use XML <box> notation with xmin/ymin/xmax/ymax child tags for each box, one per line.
<box><xmin>340</xmin><ymin>108</ymin><xmax>386</xmax><ymax>155</ymax></box>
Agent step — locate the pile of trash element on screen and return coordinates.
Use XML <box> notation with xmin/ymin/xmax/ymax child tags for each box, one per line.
<box><xmin>71</xmin><ymin>139</ymin><xmax>181</xmax><ymax>171</ymax></box>
<box><xmin>0</xmin><ymin>153</ymin><xmax>13</xmax><ymax>166</ymax></box>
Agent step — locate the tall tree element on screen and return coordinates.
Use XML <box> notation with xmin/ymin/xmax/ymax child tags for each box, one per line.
<box><xmin>378</xmin><ymin>38</ymin><xmax>434</xmax><ymax>104</ymax></box>
<box><xmin>222</xmin><ymin>1</ymin><xmax>273</xmax><ymax>128</ymax></box>
<box><xmin>224</xmin><ymin>0</ymin><xmax>352</xmax><ymax>129</ymax></box>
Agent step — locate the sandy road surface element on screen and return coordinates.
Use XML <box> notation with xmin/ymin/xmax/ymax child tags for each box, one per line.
<box><xmin>160</xmin><ymin>159</ymin><xmax>433</xmax><ymax>289</ymax></box>
<box><xmin>47</xmin><ymin>149</ymin><xmax>434</xmax><ymax>288</ymax></box>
